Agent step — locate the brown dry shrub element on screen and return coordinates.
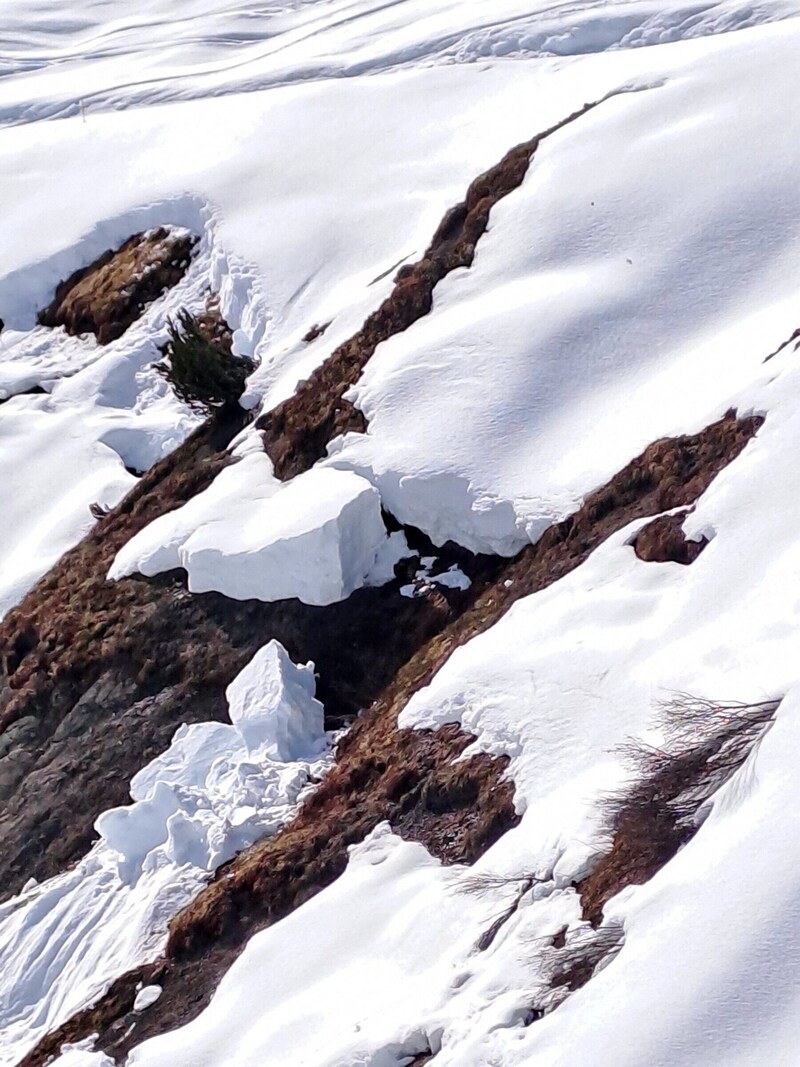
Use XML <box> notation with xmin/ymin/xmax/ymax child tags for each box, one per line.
<box><xmin>547</xmin><ymin>922</ymin><xmax>625</xmax><ymax>996</ymax></box>
<box><xmin>580</xmin><ymin>694</ymin><xmax>779</xmax><ymax>926</ymax></box>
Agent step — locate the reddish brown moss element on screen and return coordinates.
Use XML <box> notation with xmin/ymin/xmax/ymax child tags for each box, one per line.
<box><xmin>632</xmin><ymin>510</ymin><xmax>707</xmax><ymax>564</ymax></box>
<box><xmin>37</xmin><ymin>227</ymin><xmax>195</xmax><ymax>344</ymax></box>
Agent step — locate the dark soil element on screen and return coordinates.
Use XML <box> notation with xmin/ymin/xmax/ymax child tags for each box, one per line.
<box><xmin>20</xmin><ymin>409</ymin><xmax>763</xmax><ymax>1066</ymax></box>
<box><xmin>632</xmin><ymin>510</ymin><xmax>708</xmax><ymax>564</ymax></box>
<box><xmin>37</xmin><ymin>227</ymin><xmax>195</xmax><ymax>344</ymax></box>
<box><xmin>763</xmin><ymin>323</ymin><xmax>800</xmax><ymax>362</ymax></box>
<box><xmin>302</xmin><ymin>321</ymin><xmax>331</xmax><ymax>343</ymax></box>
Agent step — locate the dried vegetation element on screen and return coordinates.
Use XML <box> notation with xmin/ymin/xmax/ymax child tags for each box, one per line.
<box><xmin>579</xmin><ymin>693</ymin><xmax>779</xmax><ymax>926</ymax></box>
<box><xmin>37</xmin><ymin>227</ymin><xmax>195</xmax><ymax>344</ymax></box>
<box><xmin>632</xmin><ymin>509</ymin><xmax>708</xmax><ymax>564</ymax></box>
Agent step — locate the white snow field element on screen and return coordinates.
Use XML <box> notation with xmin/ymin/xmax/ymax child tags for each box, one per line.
<box><xmin>0</xmin><ymin>641</ymin><xmax>334</xmax><ymax>1064</ymax></box>
<box><xmin>325</xmin><ymin>31</ymin><xmax>800</xmax><ymax>553</ymax></box>
<box><xmin>0</xmin><ymin>224</ymin><xmax>208</xmax><ymax>617</ymax></box>
<box><xmin>1</xmin><ymin>0</ymin><xmax>797</xmax><ymax>127</ymax></box>
<box><xmin>0</xmin><ymin>55</ymin><xmax>627</xmax><ymax>619</ymax></box>
<box><xmin>3</xmin><ymin>0</ymin><xmax>800</xmax><ymax>1065</ymax></box>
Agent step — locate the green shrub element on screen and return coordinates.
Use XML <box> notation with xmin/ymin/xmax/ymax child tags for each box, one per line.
<box><xmin>156</xmin><ymin>310</ymin><xmax>255</xmax><ymax>412</ymax></box>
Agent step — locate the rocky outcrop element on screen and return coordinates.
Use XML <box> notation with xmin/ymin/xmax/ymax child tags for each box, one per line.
<box><xmin>19</xmin><ymin>408</ymin><xmax>763</xmax><ymax>1065</ymax></box>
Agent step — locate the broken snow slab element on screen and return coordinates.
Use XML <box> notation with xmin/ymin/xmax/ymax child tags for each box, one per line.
<box><xmin>0</xmin><ymin>641</ymin><xmax>332</xmax><ymax>1062</ymax></box>
<box><xmin>110</xmin><ymin>455</ymin><xmax>393</xmax><ymax>606</ymax></box>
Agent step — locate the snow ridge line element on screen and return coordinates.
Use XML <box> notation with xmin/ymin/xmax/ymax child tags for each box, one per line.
<box><xmin>257</xmin><ymin>91</ymin><xmax>629</xmax><ymax>481</ymax></box>
<box><xmin>763</xmin><ymin>322</ymin><xmax>800</xmax><ymax>363</ymax></box>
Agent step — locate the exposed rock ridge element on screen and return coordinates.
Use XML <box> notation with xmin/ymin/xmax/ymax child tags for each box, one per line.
<box><xmin>20</xmin><ymin>409</ymin><xmax>762</xmax><ymax>1064</ymax></box>
<box><xmin>257</xmin><ymin>98</ymin><xmax>610</xmax><ymax>480</ymax></box>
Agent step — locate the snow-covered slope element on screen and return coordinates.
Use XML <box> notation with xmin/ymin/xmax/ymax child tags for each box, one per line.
<box><xmin>4</xmin><ymin>1</ymin><xmax>800</xmax><ymax>1066</ymax></box>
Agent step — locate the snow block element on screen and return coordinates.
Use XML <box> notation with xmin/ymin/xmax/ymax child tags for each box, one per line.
<box><xmin>95</xmin><ymin>640</ymin><xmax>329</xmax><ymax>879</ymax></box>
<box><xmin>182</xmin><ymin>466</ymin><xmax>388</xmax><ymax>605</ymax></box>
<box><xmin>110</xmin><ymin>458</ymin><xmax>391</xmax><ymax>606</ymax></box>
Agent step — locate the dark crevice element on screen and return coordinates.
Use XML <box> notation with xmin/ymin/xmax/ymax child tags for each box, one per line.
<box><xmin>0</xmin><ymin>384</ymin><xmax>48</xmax><ymax>406</ymax></box>
<box><xmin>763</xmin><ymin>324</ymin><xmax>800</xmax><ymax>363</ymax></box>
<box><xmin>302</xmin><ymin>321</ymin><xmax>331</xmax><ymax>343</ymax></box>
<box><xmin>474</xmin><ymin>876</ymin><xmax>535</xmax><ymax>952</ymax></box>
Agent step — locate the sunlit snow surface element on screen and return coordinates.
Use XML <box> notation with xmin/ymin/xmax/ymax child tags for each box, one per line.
<box><xmin>3</xmin><ymin>0</ymin><xmax>800</xmax><ymax>1065</ymax></box>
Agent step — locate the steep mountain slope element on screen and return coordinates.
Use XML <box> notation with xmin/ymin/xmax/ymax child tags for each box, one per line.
<box><xmin>3</xmin><ymin>2</ymin><xmax>800</xmax><ymax>1066</ymax></box>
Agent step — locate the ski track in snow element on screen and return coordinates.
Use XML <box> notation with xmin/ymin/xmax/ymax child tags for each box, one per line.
<box><xmin>0</xmin><ymin>0</ymin><xmax>795</xmax><ymax>127</ymax></box>
<box><xmin>4</xmin><ymin>0</ymin><xmax>800</xmax><ymax>1064</ymax></box>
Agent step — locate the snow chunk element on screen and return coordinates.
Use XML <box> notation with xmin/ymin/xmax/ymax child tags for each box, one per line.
<box><xmin>133</xmin><ymin>986</ymin><xmax>163</xmax><ymax>1013</ymax></box>
<box><xmin>52</xmin><ymin>1053</ymin><xmax>114</xmax><ymax>1067</ymax></box>
<box><xmin>226</xmin><ymin>640</ymin><xmax>324</xmax><ymax>763</ymax></box>
<box><xmin>108</xmin><ymin>452</ymin><xmax>281</xmax><ymax>580</ymax></box>
<box><xmin>364</xmin><ymin>529</ymin><xmax>414</xmax><ymax>586</ymax></box>
<box><xmin>96</xmin><ymin>641</ymin><xmax>329</xmax><ymax>880</ymax></box>
<box><xmin>183</xmin><ymin>467</ymin><xmax>388</xmax><ymax>605</ymax></box>
<box><xmin>111</xmin><ymin>460</ymin><xmax>391</xmax><ymax>606</ymax></box>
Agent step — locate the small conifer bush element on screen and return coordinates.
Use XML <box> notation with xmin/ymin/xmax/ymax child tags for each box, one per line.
<box><xmin>156</xmin><ymin>310</ymin><xmax>254</xmax><ymax>411</ymax></box>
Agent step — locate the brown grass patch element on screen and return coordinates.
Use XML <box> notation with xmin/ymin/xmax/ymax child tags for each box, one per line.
<box><xmin>579</xmin><ymin>694</ymin><xmax>779</xmax><ymax>927</ymax></box>
<box><xmin>632</xmin><ymin>510</ymin><xmax>708</xmax><ymax>564</ymax></box>
<box><xmin>37</xmin><ymin>227</ymin><xmax>195</xmax><ymax>344</ymax></box>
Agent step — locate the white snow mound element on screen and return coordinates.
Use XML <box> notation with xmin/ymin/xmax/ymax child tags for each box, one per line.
<box><xmin>110</xmin><ymin>460</ymin><xmax>391</xmax><ymax>606</ymax></box>
<box><xmin>96</xmin><ymin>641</ymin><xmax>329</xmax><ymax>878</ymax></box>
